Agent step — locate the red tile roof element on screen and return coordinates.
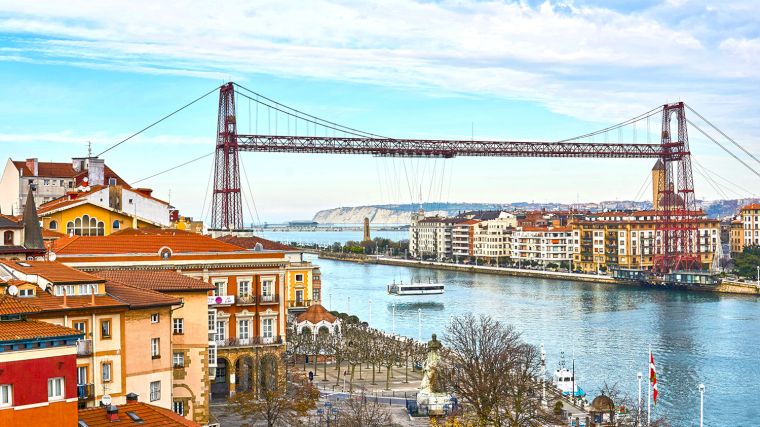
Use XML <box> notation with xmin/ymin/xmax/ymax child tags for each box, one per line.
<box><xmin>0</xmin><ymin>260</ymin><xmax>105</xmax><ymax>284</ymax></box>
<box><xmin>0</xmin><ymin>213</ymin><xmax>22</xmax><ymax>228</ymax></box>
<box><xmin>78</xmin><ymin>402</ymin><xmax>201</xmax><ymax>426</ymax></box>
<box><xmin>54</xmin><ymin>229</ymin><xmax>246</xmax><ymax>255</ymax></box>
<box><xmin>216</xmin><ymin>235</ymin><xmax>295</xmax><ymax>251</ymax></box>
<box><xmin>13</xmin><ymin>161</ymin><xmax>77</xmax><ymax>178</ymax></box>
<box><xmin>0</xmin><ymin>319</ymin><xmax>82</xmax><ymax>342</ymax></box>
<box><xmin>27</xmin><ymin>287</ymin><xmax>128</xmax><ymax>312</ymax></box>
<box><xmin>741</xmin><ymin>203</ymin><xmax>760</xmax><ymax>211</ymax></box>
<box><xmin>105</xmin><ymin>280</ymin><xmax>181</xmax><ymax>309</ymax></box>
<box><xmin>0</xmin><ymin>294</ymin><xmax>41</xmax><ymax>315</ymax></box>
<box><xmin>94</xmin><ymin>270</ymin><xmax>215</xmax><ymax>292</ymax></box>
<box><xmin>296</xmin><ymin>303</ymin><xmax>337</xmax><ymax>324</ymax></box>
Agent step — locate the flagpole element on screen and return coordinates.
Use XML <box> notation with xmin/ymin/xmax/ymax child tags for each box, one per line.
<box><xmin>648</xmin><ymin>347</ymin><xmax>651</xmax><ymax>426</ymax></box>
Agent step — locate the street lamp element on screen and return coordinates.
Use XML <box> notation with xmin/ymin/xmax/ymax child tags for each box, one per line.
<box><xmin>417</xmin><ymin>308</ymin><xmax>422</xmax><ymax>342</ymax></box>
<box><xmin>347</xmin><ymin>296</ymin><xmax>351</xmax><ymax>314</ymax></box>
<box><xmin>637</xmin><ymin>372</ymin><xmax>642</xmax><ymax>426</ymax></box>
<box><xmin>540</xmin><ymin>344</ymin><xmax>546</xmax><ymax>407</ymax></box>
<box><xmin>756</xmin><ymin>266</ymin><xmax>759</xmax><ymax>285</ymax></box>
<box><xmin>392</xmin><ymin>303</ymin><xmax>397</xmax><ymax>334</ymax></box>
<box><xmin>368</xmin><ymin>300</ymin><xmax>372</xmax><ymax>325</ymax></box>
<box><xmin>699</xmin><ymin>383</ymin><xmax>705</xmax><ymax>427</ymax></box>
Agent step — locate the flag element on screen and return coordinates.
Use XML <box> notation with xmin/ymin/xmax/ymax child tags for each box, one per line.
<box><xmin>650</xmin><ymin>351</ymin><xmax>658</xmax><ymax>406</ymax></box>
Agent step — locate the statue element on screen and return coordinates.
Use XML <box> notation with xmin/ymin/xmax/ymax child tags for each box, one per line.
<box><xmin>417</xmin><ymin>334</ymin><xmax>451</xmax><ymax>416</ymax></box>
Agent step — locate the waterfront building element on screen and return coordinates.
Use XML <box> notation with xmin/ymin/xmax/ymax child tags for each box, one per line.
<box><xmin>216</xmin><ymin>235</ymin><xmax>323</xmax><ymax>312</ymax></box>
<box><xmin>52</xmin><ymin>229</ymin><xmax>289</xmax><ymax>402</ymax></box>
<box><xmin>410</xmin><ymin>211</ymin><xmax>463</xmax><ymax>260</ymax></box>
<box><xmin>0</xmin><ymin>156</ymin><xmax>128</xmax><ymax>215</ymax></box>
<box><xmin>77</xmin><ymin>392</ymin><xmax>201</xmax><ymax>426</ymax></box>
<box><xmin>472</xmin><ymin>212</ymin><xmax>516</xmax><ymax>264</ymax></box>
<box><xmin>93</xmin><ymin>270</ymin><xmax>215</xmax><ymax>424</ymax></box>
<box><xmin>571</xmin><ymin>211</ymin><xmax>720</xmax><ymax>273</ymax></box>
<box><xmin>0</xmin><ymin>295</ymin><xmax>83</xmax><ymax>426</ymax></box>
<box><xmin>0</xmin><ymin>190</ymin><xmax>45</xmax><ymax>259</ymax></box>
<box><xmin>730</xmin><ymin>217</ymin><xmax>744</xmax><ymax>256</ymax></box>
<box><xmin>451</xmin><ymin>219</ymin><xmax>478</xmax><ymax>260</ymax></box>
<box><xmin>0</xmin><ymin>260</ymin><xmax>130</xmax><ymax>408</ymax></box>
<box><xmin>511</xmin><ymin>226</ymin><xmax>573</xmax><ymax>267</ymax></box>
<box><xmin>739</xmin><ymin>203</ymin><xmax>760</xmax><ymax>248</ymax></box>
<box><xmin>38</xmin><ymin>184</ymin><xmax>171</xmax><ymax>236</ymax></box>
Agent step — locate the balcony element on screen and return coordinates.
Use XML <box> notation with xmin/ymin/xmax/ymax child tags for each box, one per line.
<box><xmin>288</xmin><ymin>299</ymin><xmax>312</xmax><ymax>308</ymax></box>
<box><xmin>208</xmin><ymin>295</ymin><xmax>235</xmax><ymax>306</ymax></box>
<box><xmin>259</xmin><ymin>294</ymin><xmax>279</xmax><ymax>304</ymax></box>
<box><xmin>76</xmin><ymin>339</ymin><xmax>93</xmax><ymax>357</ymax></box>
<box><xmin>77</xmin><ymin>383</ymin><xmax>95</xmax><ymax>400</ymax></box>
<box><xmin>237</xmin><ymin>294</ymin><xmax>256</xmax><ymax>305</ymax></box>
<box><xmin>216</xmin><ymin>336</ymin><xmax>284</xmax><ymax>348</ymax></box>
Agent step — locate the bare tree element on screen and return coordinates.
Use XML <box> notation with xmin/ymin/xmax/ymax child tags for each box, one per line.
<box><xmin>229</xmin><ymin>370</ymin><xmax>319</xmax><ymax>427</ymax></box>
<box><xmin>335</xmin><ymin>394</ymin><xmax>400</xmax><ymax>427</ymax></box>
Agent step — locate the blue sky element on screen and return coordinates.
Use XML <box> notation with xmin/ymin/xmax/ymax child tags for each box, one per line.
<box><xmin>1</xmin><ymin>0</ymin><xmax>759</xmax><ymax>222</ymax></box>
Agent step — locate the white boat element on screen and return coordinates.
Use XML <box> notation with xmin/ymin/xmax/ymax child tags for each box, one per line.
<box><xmin>387</xmin><ymin>279</ymin><xmax>445</xmax><ymax>296</ymax></box>
<box><xmin>553</xmin><ymin>355</ymin><xmax>586</xmax><ymax>399</ymax></box>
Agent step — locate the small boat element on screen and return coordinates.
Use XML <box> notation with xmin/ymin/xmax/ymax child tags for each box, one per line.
<box><xmin>387</xmin><ymin>279</ymin><xmax>445</xmax><ymax>296</ymax></box>
<box><xmin>553</xmin><ymin>355</ymin><xmax>586</xmax><ymax>399</ymax></box>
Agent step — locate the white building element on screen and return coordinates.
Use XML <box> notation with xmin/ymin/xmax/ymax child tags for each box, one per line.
<box><xmin>410</xmin><ymin>212</ymin><xmax>462</xmax><ymax>260</ymax></box>
<box><xmin>511</xmin><ymin>226</ymin><xmax>573</xmax><ymax>267</ymax></box>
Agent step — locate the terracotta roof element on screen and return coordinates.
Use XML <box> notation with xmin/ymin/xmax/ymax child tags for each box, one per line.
<box><xmin>0</xmin><ymin>213</ymin><xmax>22</xmax><ymax>228</ymax></box>
<box><xmin>216</xmin><ymin>235</ymin><xmax>295</xmax><ymax>251</ymax></box>
<box><xmin>0</xmin><ymin>294</ymin><xmax>41</xmax><ymax>315</ymax></box>
<box><xmin>0</xmin><ymin>319</ymin><xmax>82</xmax><ymax>342</ymax></box>
<box><xmin>42</xmin><ymin>228</ymin><xmax>68</xmax><ymax>239</ymax></box>
<box><xmin>27</xmin><ymin>286</ymin><xmax>128</xmax><ymax>312</ymax></box>
<box><xmin>297</xmin><ymin>303</ymin><xmax>337</xmax><ymax>324</ymax></box>
<box><xmin>741</xmin><ymin>203</ymin><xmax>760</xmax><ymax>211</ymax></box>
<box><xmin>13</xmin><ymin>161</ymin><xmax>77</xmax><ymax>178</ymax></box>
<box><xmin>105</xmin><ymin>280</ymin><xmax>181</xmax><ymax>309</ymax></box>
<box><xmin>0</xmin><ymin>260</ymin><xmax>105</xmax><ymax>284</ymax></box>
<box><xmin>54</xmin><ymin>230</ymin><xmax>246</xmax><ymax>255</ymax></box>
<box><xmin>94</xmin><ymin>270</ymin><xmax>215</xmax><ymax>292</ymax></box>
<box><xmin>78</xmin><ymin>402</ymin><xmax>201</xmax><ymax>427</ymax></box>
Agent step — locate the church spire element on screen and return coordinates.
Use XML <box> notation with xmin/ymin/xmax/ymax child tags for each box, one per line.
<box><xmin>22</xmin><ymin>189</ymin><xmax>44</xmax><ymax>250</ymax></box>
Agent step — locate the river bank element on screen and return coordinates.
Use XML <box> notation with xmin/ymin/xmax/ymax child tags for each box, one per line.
<box><xmin>318</xmin><ymin>252</ymin><xmax>760</xmax><ymax>296</ymax></box>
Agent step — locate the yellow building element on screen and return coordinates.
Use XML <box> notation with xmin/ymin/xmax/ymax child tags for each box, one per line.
<box><xmin>171</xmin><ymin>214</ymin><xmax>204</xmax><ymax>234</ymax></box>
<box><xmin>730</xmin><ymin>218</ymin><xmax>744</xmax><ymax>256</ymax></box>
<box><xmin>39</xmin><ymin>199</ymin><xmax>161</xmax><ymax>236</ymax></box>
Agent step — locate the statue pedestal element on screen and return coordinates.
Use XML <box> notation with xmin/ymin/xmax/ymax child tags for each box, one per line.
<box><xmin>416</xmin><ymin>391</ymin><xmax>451</xmax><ymax>416</ymax></box>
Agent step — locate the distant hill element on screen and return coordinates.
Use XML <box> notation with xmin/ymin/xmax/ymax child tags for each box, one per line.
<box><xmin>312</xmin><ymin>199</ymin><xmax>757</xmax><ymax>224</ymax></box>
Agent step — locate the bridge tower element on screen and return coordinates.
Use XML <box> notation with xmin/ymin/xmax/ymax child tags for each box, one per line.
<box><xmin>210</xmin><ymin>82</ymin><xmax>243</xmax><ymax>230</ymax></box>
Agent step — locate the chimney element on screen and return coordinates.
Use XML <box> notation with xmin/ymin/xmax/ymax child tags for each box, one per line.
<box><xmin>106</xmin><ymin>404</ymin><xmax>120</xmax><ymax>422</ymax></box>
<box><xmin>134</xmin><ymin>188</ymin><xmax>153</xmax><ymax>198</ymax></box>
<box><xmin>62</xmin><ymin>288</ymin><xmax>67</xmax><ymax>308</ymax></box>
<box><xmin>87</xmin><ymin>158</ymin><xmax>105</xmax><ymax>186</ymax></box>
<box><xmin>126</xmin><ymin>392</ymin><xmax>138</xmax><ymax>404</ymax></box>
<box><xmin>25</xmin><ymin>158</ymin><xmax>38</xmax><ymax>176</ymax></box>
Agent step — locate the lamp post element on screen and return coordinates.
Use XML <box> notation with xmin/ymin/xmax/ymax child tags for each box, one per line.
<box><xmin>756</xmin><ymin>266</ymin><xmax>759</xmax><ymax>285</ymax></box>
<box><xmin>699</xmin><ymin>383</ymin><xmax>705</xmax><ymax>427</ymax></box>
<box><xmin>417</xmin><ymin>308</ymin><xmax>422</xmax><ymax>342</ymax></box>
<box><xmin>540</xmin><ymin>344</ymin><xmax>546</xmax><ymax>407</ymax></box>
<box><xmin>637</xmin><ymin>372</ymin><xmax>642</xmax><ymax>426</ymax></box>
<box><xmin>347</xmin><ymin>296</ymin><xmax>351</xmax><ymax>314</ymax></box>
<box><xmin>392</xmin><ymin>303</ymin><xmax>396</xmax><ymax>335</ymax></box>
<box><xmin>329</xmin><ymin>292</ymin><xmax>332</xmax><ymax>311</ymax></box>
<box><xmin>368</xmin><ymin>300</ymin><xmax>372</xmax><ymax>326</ymax></box>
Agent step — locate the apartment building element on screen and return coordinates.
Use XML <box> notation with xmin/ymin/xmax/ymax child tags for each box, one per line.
<box><xmin>94</xmin><ymin>270</ymin><xmax>215</xmax><ymax>424</ymax></box>
<box><xmin>511</xmin><ymin>226</ymin><xmax>573</xmax><ymax>267</ymax></box>
<box><xmin>472</xmin><ymin>212</ymin><xmax>516</xmax><ymax>263</ymax></box>
<box><xmin>739</xmin><ymin>203</ymin><xmax>760</xmax><ymax>248</ymax></box>
<box><xmin>0</xmin><ymin>295</ymin><xmax>83</xmax><ymax>426</ymax></box>
<box><xmin>53</xmin><ymin>229</ymin><xmax>289</xmax><ymax>403</ymax></box>
<box><xmin>571</xmin><ymin>211</ymin><xmax>720</xmax><ymax>273</ymax></box>
<box><xmin>451</xmin><ymin>219</ymin><xmax>478</xmax><ymax>260</ymax></box>
<box><xmin>410</xmin><ymin>212</ymin><xmax>463</xmax><ymax>260</ymax></box>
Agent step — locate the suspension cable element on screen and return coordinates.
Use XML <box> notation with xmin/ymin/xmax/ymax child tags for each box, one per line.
<box><xmin>97</xmin><ymin>85</ymin><xmax>221</xmax><ymax>157</ymax></box>
<box><xmin>686</xmin><ymin>105</ymin><xmax>760</xmax><ymax>167</ymax></box>
<box><xmin>687</xmin><ymin>119</ymin><xmax>760</xmax><ymax>180</ymax></box>
<box><xmin>131</xmin><ymin>152</ymin><xmax>214</xmax><ymax>185</ymax></box>
<box><xmin>558</xmin><ymin>106</ymin><xmax>662</xmax><ymax>143</ymax></box>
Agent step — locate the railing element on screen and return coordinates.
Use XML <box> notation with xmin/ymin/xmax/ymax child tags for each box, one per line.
<box><xmin>288</xmin><ymin>299</ymin><xmax>312</xmax><ymax>308</ymax></box>
<box><xmin>216</xmin><ymin>336</ymin><xmax>284</xmax><ymax>348</ymax></box>
<box><xmin>237</xmin><ymin>294</ymin><xmax>256</xmax><ymax>305</ymax></box>
<box><xmin>77</xmin><ymin>383</ymin><xmax>95</xmax><ymax>400</ymax></box>
<box><xmin>76</xmin><ymin>339</ymin><xmax>93</xmax><ymax>357</ymax></box>
<box><xmin>259</xmin><ymin>294</ymin><xmax>279</xmax><ymax>304</ymax></box>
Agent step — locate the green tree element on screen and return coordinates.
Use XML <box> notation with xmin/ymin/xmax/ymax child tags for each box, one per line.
<box><xmin>733</xmin><ymin>246</ymin><xmax>760</xmax><ymax>279</ymax></box>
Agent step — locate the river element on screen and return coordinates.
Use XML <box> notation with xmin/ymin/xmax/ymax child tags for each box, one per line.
<box><xmin>308</xmin><ymin>254</ymin><xmax>760</xmax><ymax>426</ymax></box>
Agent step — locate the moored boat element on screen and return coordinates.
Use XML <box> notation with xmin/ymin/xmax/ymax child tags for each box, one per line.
<box><xmin>387</xmin><ymin>279</ymin><xmax>445</xmax><ymax>295</ymax></box>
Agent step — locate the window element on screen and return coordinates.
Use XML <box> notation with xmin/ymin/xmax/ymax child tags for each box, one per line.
<box><xmin>213</xmin><ymin>281</ymin><xmax>227</xmax><ymax>296</ymax></box>
<box><xmin>108</xmin><ymin>177</ymin><xmax>117</xmax><ymax>186</ymax></box>
<box><xmin>49</xmin><ymin>220</ymin><xmax>58</xmax><ymax>230</ymax></box>
<box><xmin>262</xmin><ymin>318</ymin><xmax>273</xmax><ymax>338</ymax></box>
<box><xmin>172</xmin><ymin>400</ymin><xmax>184</xmax><ymax>416</ymax></box>
<box><xmin>238</xmin><ymin>319</ymin><xmax>249</xmax><ymax>341</ymax></box>
<box><xmin>151</xmin><ymin>313</ymin><xmax>159</xmax><ymax>323</ymax></box>
<box><xmin>216</xmin><ymin>321</ymin><xmax>226</xmax><ymax>341</ymax></box>
<box><xmin>261</xmin><ymin>279</ymin><xmax>272</xmax><ymax>296</ymax></box>
<box><xmin>150</xmin><ymin>381</ymin><xmax>161</xmax><ymax>402</ymax></box>
<box><xmin>66</xmin><ymin>214</ymin><xmax>105</xmax><ymax>236</ymax></box>
<box><xmin>237</xmin><ymin>280</ymin><xmax>250</xmax><ymax>297</ymax></box>
<box><xmin>77</xmin><ymin>366</ymin><xmax>87</xmax><ymax>385</ymax></box>
<box><xmin>73</xmin><ymin>321</ymin><xmax>87</xmax><ymax>335</ymax></box>
<box><xmin>295</xmin><ymin>274</ymin><xmax>304</xmax><ymax>282</ymax></box>
<box><xmin>173</xmin><ymin>352</ymin><xmax>185</xmax><ymax>368</ymax></box>
<box><xmin>48</xmin><ymin>377</ymin><xmax>64</xmax><ymax>401</ymax></box>
<box><xmin>102</xmin><ymin>362</ymin><xmax>112</xmax><ymax>383</ymax></box>
<box><xmin>173</xmin><ymin>318</ymin><xmax>184</xmax><ymax>335</ymax></box>
<box><xmin>44</xmin><ymin>179</ymin><xmax>50</xmax><ymax>186</ymax></box>
<box><xmin>0</xmin><ymin>384</ymin><xmax>11</xmax><ymax>407</ymax></box>
<box><xmin>101</xmin><ymin>319</ymin><xmax>112</xmax><ymax>339</ymax></box>
<box><xmin>208</xmin><ymin>311</ymin><xmax>216</xmax><ymax>333</ymax></box>
<box><xmin>19</xmin><ymin>288</ymin><xmax>34</xmax><ymax>297</ymax></box>
<box><xmin>151</xmin><ymin>338</ymin><xmax>160</xmax><ymax>358</ymax></box>
<box><xmin>112</xmin><ymin>220</ymin><xmax>120</xmax><ymax>230</ymax></box>
<box><xmin>3</xmin><ymin>231</ymin><xmax>13</xmax><ymax>245</ymax></box>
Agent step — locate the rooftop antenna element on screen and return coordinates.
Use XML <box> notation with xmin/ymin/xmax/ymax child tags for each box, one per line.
<box><xmin>87</xmin><ymin>141</ymin><xmax>92</xmax><ymax>158</ymax></box>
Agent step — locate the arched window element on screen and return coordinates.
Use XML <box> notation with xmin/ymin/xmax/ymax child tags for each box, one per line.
<box><xmin>67</xmin><ymin>215</ymin><xmax>106</xmax><ymax>236</ymax></box>
<box><xmin>49</xmin><ymin>220</ymin><xmax>58</xmax><ymax>230</ymax></box>
<box><xmin>3</xmin><ymin>230</ymin><xmax>13</xmax><ymax>245</ymax></box>
<box><xmin>112</xmin><ymin>220</ymin><xmax>120</xmax><ymax>230</ymax></box>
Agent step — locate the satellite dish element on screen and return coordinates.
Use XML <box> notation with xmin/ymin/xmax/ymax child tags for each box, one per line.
<box><xmin>101</xmin><ymin>394</ymin><xmax>112</xmax><ymax>406</ymax></box>
<box><xmin>253</xmin><ymin>243</ymin><xmax>264</xmax><ymax>252</ymax></box>
<box><xmin>83</xmin><ymin>176</ymin><xmax>89</xmax><ymax>183</ymax></box>
<box><xmin>7</xmin><ymin>285</ymin><xmax>18</xmax><ymax>296</ymax></box>
<box><xmin>48</xmin><ymin>252</ymin><xmax>57</xmax><ymax>261</ymax></box>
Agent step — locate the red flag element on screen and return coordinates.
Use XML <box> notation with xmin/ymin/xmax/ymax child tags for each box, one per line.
<box><xmin>650</xmin><ymin>351</ymin><xmax>658</xmax><ymax>406</ymax></box>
